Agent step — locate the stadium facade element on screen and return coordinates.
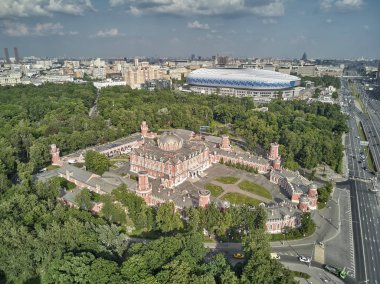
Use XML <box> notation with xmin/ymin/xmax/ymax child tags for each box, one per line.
<box><xmin>187</xmin><ymin>68</ymin><xmax>301</xmax><ymax>102</ymax></box>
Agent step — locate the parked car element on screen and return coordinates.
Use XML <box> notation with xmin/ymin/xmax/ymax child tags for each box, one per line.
<box><xmin>298</xmin><ymin>256</ymin><xmax>311</xmax><ymax>263</ymax></box>
<box><xmin>233</xmin><ymin>252</ymin><xmax>244</xmax><ymax>259</ymax></box>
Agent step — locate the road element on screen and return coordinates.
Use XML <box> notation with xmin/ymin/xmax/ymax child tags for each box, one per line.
<box><xmin>349</xmin><ymin>81</ymin><xmax>380</xmax><ymax>173</ymax></box>
<box><xmin>342</xmin><ymin>77</ymin><xmax>380</xmax><ymax>284</ymax></box>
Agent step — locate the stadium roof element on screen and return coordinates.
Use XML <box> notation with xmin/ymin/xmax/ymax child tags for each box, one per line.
<box><xmin>187</xmin><ymin>68</ymin><xmax>300</xmax><ymax>90</ymax></box>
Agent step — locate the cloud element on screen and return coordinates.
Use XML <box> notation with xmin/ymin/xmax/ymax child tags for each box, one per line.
<box><xmin>93</xmin><ymin>28</ymin><xmax>120</xmax><ymax>38</ymax></box>
<box><xmin>320</xmin><ymin>0</ymin><xmax>334</xmax><ymax>10</ymax></box>
<box><xmin>187</xmin><ymin>21</ymin><xmax>209</xmax><ymax>30</ymax></box>
<box><xmin>1</xmin><ymin>21</ymin><xmax>29</xmax><ymax>36</ymax></box>
<box><xmin>335</xmin><ymin>0</ymin><xmax>363</xmax><ymax>9</ymax></box>
<box><xmin>1</xmin><ymin>21</ymin><xmax>64</xmax><ymax>36</ymax></box>
<box><xmin>46</xmin><ymin>0</ymin><xmax>96</xmax><ymax>15</ymax></box>
<box><xmin>0</xmin><ymin>0</ymin><xmax>95</xmax><ymax>18</ymax></box>
<box><xmin>262</xmin><ymin>18</ymin><xmax>277</xmax><ymax>24</ymax></box>
<box><xmin>320</xmin><ymin>0</ymin><xmax>363</xmax><ymax>11</ymax></box>
<box><xmin>363</xmin><ymin>25</ymin><xmax>369</xmax><ymax>30</ymax></box>
<box><xmin>325</xmin><ymin>18</ymin><xmax>333</xmax><ymax>23</ymax></box>
<box><xmin>110</xmin><ymin>0</ymin><xmax>285</xmax><ymax>17</ymax></box>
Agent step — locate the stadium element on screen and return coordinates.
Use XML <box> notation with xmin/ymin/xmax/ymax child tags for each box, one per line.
<box><xmin>186</xmin><ymin>68</ymin><xmax>301</xmax><ymax>101</ymax></box>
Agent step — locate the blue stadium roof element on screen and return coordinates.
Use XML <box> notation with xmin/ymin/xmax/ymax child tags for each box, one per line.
<box><xmin>187</xmin><ymin>68</ymin><xmax>300</xmax><ymax>90</ymax></box>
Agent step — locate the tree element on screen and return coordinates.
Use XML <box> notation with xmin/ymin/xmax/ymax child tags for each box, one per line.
<box><xmin>75</xmin><ymin>189</ymin><xmax>92</xmax><ymax>210</ymax></box>
<box><xmin>187</xmin><ymin>207</ymin><xmax>201</xmax><ymax>232</ymax></box>
<box><xmin>156</xmin><ymin>202</ymin><xmax>183</xmax><ymax>233</ymax></box>
<box><xmin>42</xmin><ymin>252</ymin><xmax>93</xmax><ymax>283</ymax></box>
<box><xmin>88</xmin><ymin>258</ymin><xmax>123</xmax><ymax>284</ymax></box>
<box><xmin>313</xmin><ymin>88</ymin><xmax>321</xmax><ymax>98</ymax></box>
<box><xmin>42</xmin><ymin>252</ymin><xmax>122</xmax><ymax>284</ymax></box>
<box><xmin>220</xmin><ymin>269</ymin><xmax>239</xmax><ymax>284</ymax></box>
<box><xmin>85</xmin><ymin>150</ymin><xmax>109</xmax><ymax>175</ymax></box>
<box><xmin>101</xmin><ymin>197</ymin><xmax>127</xmax><ymax>225</ymax></box>
<box><xmin>332</xmin><ymin>91</ymin><xmax>339</xmax><ymax>99</ymax></box>
<box><xmin>299</xmin><ymin>212</ymin><xmax>316</xmax><ymax>236</ymax></box>
<box><xmin>93</xmin><ymin>224</ymin><xmax>128</xmax><ymax>259</ymax></box>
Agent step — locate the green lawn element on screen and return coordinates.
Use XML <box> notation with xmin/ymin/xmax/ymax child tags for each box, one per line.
<box><xmin>205</xmin><ymin>183</ymin><xmax>224</xmax><ymax>197</ymax></box>
<box><xmin>238</xmin><ymin>180</ymin><xmax>272</xmax><ymax>199</ymax></box>
<box><xmin>221</xmin><ymin>192</ymin><xmax>263</xmax><ymax>206</ymax></box>
<box><xmin>215</xmin><ymin>176</ymin><xmax>239</xmax><ymax>184</ymax></box>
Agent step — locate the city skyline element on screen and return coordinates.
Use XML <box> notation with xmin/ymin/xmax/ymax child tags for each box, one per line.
<box><xmin>0</xmin><ymin>0</ymin><xmax>379</xmax><ymax>59</ymax></box>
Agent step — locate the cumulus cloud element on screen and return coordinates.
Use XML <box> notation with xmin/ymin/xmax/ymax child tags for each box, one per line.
<box><xmin>262</xmin><ymin>18</ymin><xmax>277</xmax><ymax>24</ymax></box>
<box><xmin>335</xmin><ymin>0</ymin><xmax>363</xmax><ymax>9</ymax></box>
<box><xmin>1</xmin><ymin>21</ymin><xmax>64</xmax><ymax>36</ymax></box>
<box><xmin>93</xmin><ymin>28</ymin><xmax>120</xmax><ymax>38</ymax></box>
<box><xmin>320</xmin><ymin>0</ymin><xmax>363</xmax><ymax>11</ymax></box>
<box><xmin>109</xmin><ymin>0</ymin><xmax>285</xmax><ymax>17</ymax></box>
<box><xmin>187</xmin><ymin>21</ymin><xmax>209</xmax><ymax>30</ymax></box>
<box><xmin>34</xmin><ymin>22</ymin><xmax>63</xmax><ymax>35</ymax></box>
<box><xmin>0</xmin><ymin>0</ymin><xmax>95</xmax><ymax>18</ymax></box>
<box><xmin>1</xmin><ymin>21</ymin><xmax>29</xmax><ymax>36</ymax></box>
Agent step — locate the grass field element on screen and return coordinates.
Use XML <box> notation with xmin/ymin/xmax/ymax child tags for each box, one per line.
<box><xmin>215</xmin><ymin>176</ymin><xmax>239</xmax><ymax>184</ymax></box>
<box><xmin>238</xmin><ymin>180</ymin><xmax>272</xmax><ymax>199</ymax></box>
<box><xmin>205</xmin><ymin>183</ymin><xmax>224</xmax><ymax>197</ymax></box>
<box><xmin>221</xmin><ymin>192</ymin><xmax>263</xmax><ymax>206</ymax></box>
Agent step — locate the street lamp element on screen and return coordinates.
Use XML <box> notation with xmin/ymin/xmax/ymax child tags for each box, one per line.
<box><xmin>309</xmin><ymin>241</ymin><xmax>316</xmax><ymax>268</ymax></box>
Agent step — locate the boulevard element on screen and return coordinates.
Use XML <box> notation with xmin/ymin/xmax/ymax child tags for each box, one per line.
<box><xmin>342</xmin><ymin>78</ymin><xmax>380</xmax><ymax>284</ymax></box>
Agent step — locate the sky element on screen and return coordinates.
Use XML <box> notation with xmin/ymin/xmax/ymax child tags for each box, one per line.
<box><xmin>0</xmin><ymin>0</ymin><xmax>379</xmax><ymax>59</ymax></box>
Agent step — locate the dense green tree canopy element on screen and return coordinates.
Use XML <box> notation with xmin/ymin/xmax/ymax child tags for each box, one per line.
<box><xmin>85</xmin><ymin>150</ymin><xmax>110</xmax><ymax>175</ymax></box>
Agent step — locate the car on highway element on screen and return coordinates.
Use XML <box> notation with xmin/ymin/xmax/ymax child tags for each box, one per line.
<box><xmin>233</xmin><ymin>252</ymin><xmax>244</xmax><ymax>259</ymax></box>
<box><xmin>298</xmin><ymin>256</ymin><xmax>311</xmax><ymax>263</ymax></box>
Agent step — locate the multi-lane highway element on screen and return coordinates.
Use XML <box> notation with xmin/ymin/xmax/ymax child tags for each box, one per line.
<box><xmin>348</xmin><ymin>81</ymin><xmax>380</xmax><ymax>175</ymax></box>
<box><xmin>342</xmin><ymin>78</ymin><xmax>380</xmax><ymax>284</ymax></box>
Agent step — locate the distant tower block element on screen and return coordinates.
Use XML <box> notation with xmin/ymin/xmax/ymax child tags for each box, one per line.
<box><xmin>4</xmin><ymin>48</ymin><xmax>10</xmax><ymax>64</ymax></box>
<box><xmin>268</xmin><ymin>143</ymin><xmax>280</xmax><ymax>161</ymax></box>
<box><xmin>220</xmin><ymin>135</ymin><xmax>231</xmax><ymax>151</ymax></box>
<box><xmin>14</xmin><ymin>47</ymin><xmax>19</xmax><ymax>64</ymax></box>
<box><xmin>137</xmin><ymin>171</ymin><xmax>152</xmax><ymax>204</ymax></box>
<box><xmin>50</xmin><ymin>144</ymin><xmax>62</xmax><ymax>166</ymax></box>
<box><xmin>198</xmin><ymin>189</ymin><xmax>211</xmax><ymax>208</ymax></box>
<box><xmin>140</xmin><ymin>121</ymin><xmax>149</xmax><ymax>137</ymax></box>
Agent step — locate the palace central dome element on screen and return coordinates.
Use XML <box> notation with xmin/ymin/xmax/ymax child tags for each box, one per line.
<box><xmin>158</xmin><ymin>132</ymin><xmax>183</xmax><ymax>151</ymax></box>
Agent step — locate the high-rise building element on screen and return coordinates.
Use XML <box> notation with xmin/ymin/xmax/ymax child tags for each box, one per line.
<box><xmin>14</xmin><ymin>47</ymin><xmax>20</xmax><ymax>64</ymax></box>
<box><xmin>4</xmin><ymin>48</ymin><xmax>10</xmax><ymax>64</ymax></box>
<box><xmin>301</xmin><ymin>52</ymin><xmax>307</xmax><ymax>61</ymax></box>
